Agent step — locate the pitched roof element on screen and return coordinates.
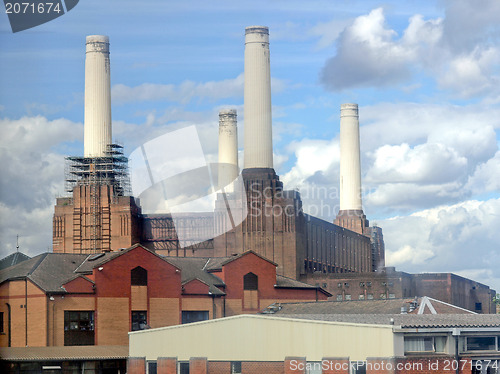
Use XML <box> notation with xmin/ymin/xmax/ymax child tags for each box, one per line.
<box><xmin>417</xmin><ymin>296</ymin><xmax>476</xmax><ymax>314</ymax></box>
<box><xmin>275</xmin><ymin>275</ymin><xmax>332</xmax><ymax>296</ymax></box>
<box><xmin>0</xmin><ymin>345</ymin><xmax>128</xmax><ymax>361</ymax></box>
<box><xmin>262</xmin><ymin>296</ymin><xmax>479</xmax><ymax>315</ymax></box>
<box><xmin>162</xmin><ymin>256</ymin><xmax>226</xmax><ymax>296</ymax></box>
<box><xmin>0</xmin><ymin>252</ymin><xmax>31</xmax><ymax>270</ymax></box>
<box><xmin>0</xmin><ymin>253</ymin><xmax>89</xmax><ymax>293</ymax></box>
<box><xmin>270</xmin><ymin>313</ymin><xmax>500</xmax><ymax>328</ymax></box>
<box><xmin>220</xmin><ymin>250</ymin><xmax>278</xmax><ymax>267</ymax></box>
<box><xmin>263</xmin><ymin>298</ymin><xmax>423</xmax><ymax>315</ymax></box>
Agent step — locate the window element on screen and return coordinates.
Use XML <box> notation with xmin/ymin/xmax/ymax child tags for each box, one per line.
<box><xmin>131</xmin><ymin>311</ymin><xmax>148</xmax><ymax>331</ymax></box>
<box><xmin>367</xmin><ymin>293</ymin><xmax>374</xmax><ymax>300</ymax></box>
<box><xmin>475</xmin><ymin>303</ymin><xmax>482</xmax><ymax>312</ymax></box>
<box><xmin>389</xmin><ymin>293</ymin><xmax>396</xmax><ymax>299</ymax></box>
<box><xmin>467</xmin><ymin>337</ymin><xmax>497</xmax><ymax>351</ymax></box>
<box><xmin>231</xmin><ymin>362</ymin><xmax>242</xmax><ymax>374</ymax></box>
<box><xmin>322</xmin><ymin>283</ymin><xmax>327</xmax><ymax>288</ymax></box>
<box><xmin>0</xmin><ymin>312</ymin><xmax>3</xmax><ymax>333</ymax></box>
<box><xmin>380</xmin><ymin>293</ymin><xmax>386</xmax><ymax>299</ymax></box>
<box><xmin>64</xmin><ymin>311</ymin><xmax>94</xmax><ymax>346</ymax></box>
<box><xmin>182</xmin><ymin>311</ymin><xmax>209</xmax><ymax>324</ymax></box>
<box><xmin>367</xmin><ymin>282</ymin><xmax>372</xmax><ymax>287</ymax></box>
<box><xmin>404</xmin><ymin>336</ymin><xmax>447</xmax><ymax>353</ymax></box>
<box><xmin>337</xmin><ymin>282</ymin><xmax>342</xmax><ymax>288</ymax></box>
<box><xmin>148</xmin><ymin>361</ymin><xmax>157</xmax><ymax>374</ymax></box>
<box><xmin>179</xmin><ymin>362</ymin><xmax>189</xmax><ymax>374</ymax></box>
<box><xmin>345</xmin><ymin>294</ymin><xmax>351</xmax><ymax>300</ymax></box>
<box><xmin>351</xmin><ymin>361</ymin><xmax>366</xmax><ymax>374</ymax></box>
<box><xmin>131</xmin><ymin>266</ymin><xmax>147</xmax><ymax>286</ymax></box>
<box><xmin>359</xmin><ymin>282</ymin><xmax>365</xmax><ymax>287</ymax></box>
<box><xmin>336</xmin><ymin>294</ymin><xmax>342</xmax><ymax>301</ymax></box>
<box><xmin>243</xmin><ymin>272</ymin><xmax>258</xmax><ymax>290</ymax></box>
<box><xmin>359</xmin><ymin>294</ymin><xmax>365</xmax><ymax>300</ymax></box>
<box><xmin>344</xmin><ymin>282</ymin><xmax>349</xmax><ymax>287</ymax></box>
<box><xmin>306</xmin><ymin>362</ymin><xmax>322</xmax><ymax>374</ymax></box>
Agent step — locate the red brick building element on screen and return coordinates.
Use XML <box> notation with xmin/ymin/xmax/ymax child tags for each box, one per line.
<box><xmin>0</xmin><ymin>245</ymin><xmax>329</xmax><ymax>349</ymax></box>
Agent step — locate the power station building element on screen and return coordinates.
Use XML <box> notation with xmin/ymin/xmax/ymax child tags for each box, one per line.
<box><xmin>52</xmin><ymin>28</ymin><xmax>376</xmax><ymax>281</ymax></box>
<box><xmin>46</xmin><ymin>27</ymin><xmax>494</xmax><ymax>315</ymax></box>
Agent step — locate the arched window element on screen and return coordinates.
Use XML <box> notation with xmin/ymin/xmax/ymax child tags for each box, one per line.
<box><xmin>243</xmin><ymin>272</ymin><xmax>258</xmax><ymax>290</ymax></box>
<box><xmin>131</xmin><ymin>266</ymin><xmax>147</xmax><ymax>286</ymax></box>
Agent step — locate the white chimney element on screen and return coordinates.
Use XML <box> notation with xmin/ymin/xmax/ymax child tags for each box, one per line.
<box><xmin>243</xmin><ymin>26</ymin><xmax>273</xmax><ymax>169</ymax></box>
<box><xmin>339</xmin><ymin>103</ymin><xmax>362</xmax><ymax>211</ymax></box>
<box><xmin>218</xmin><ymin>109</ymin><xmax>239</xmax><ymax>191</ymax></box>
<box><xmin>84</xmin><ymin>35</ymin><xmax>112</xmax><ymax>158</ymax></box>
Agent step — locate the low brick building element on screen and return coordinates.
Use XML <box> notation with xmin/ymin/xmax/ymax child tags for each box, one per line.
<box><xmin>0</xmin><ymin>245</ymin><xmax>329</xmax><ymax>349</ymax></box>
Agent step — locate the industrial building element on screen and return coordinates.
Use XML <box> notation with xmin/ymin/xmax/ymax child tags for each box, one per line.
<box><xmin>51</xmin><ymin>28</ymin><xmax>376</xmax><ymax>282</ymax></box>
<box><xmin>125</xmin><ymin>313</ymin><xmax>500</xmax><ymax>374</ymax></box>
<box><xmin>49</xmin><ymin>28</ymin><xmax>495</xmax><ymax>315</ymax></box>
<box><xmin>0</xmin><ymin>25</ymin><xmax>497</xmax><ymax>374</ymax></box>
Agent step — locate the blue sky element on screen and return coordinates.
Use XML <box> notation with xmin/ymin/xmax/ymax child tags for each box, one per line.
<box><xmin>1</xmin><ymin>0</ymin><xmax>499</xmax><ymax>291</ymax></box>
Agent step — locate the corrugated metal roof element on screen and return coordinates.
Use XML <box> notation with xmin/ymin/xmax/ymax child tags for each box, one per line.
<box><xmin>0</xmin><ymin>345</ymin><xmax>128</xmax><ymax>361</ymax></box>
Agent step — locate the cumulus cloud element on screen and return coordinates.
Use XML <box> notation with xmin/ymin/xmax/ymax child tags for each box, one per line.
<box><xmin>0</xmin><ymin>116</ymin><xmax>83</xmax><ymax>256</ymax></box>
<box><xmin>281</xmin><ymin>101</ymin><xmax>499</xmax><ymax>216</ymax></box>
<box><xmin>465</xmin><ymin>150</ymin><xmax>500</xmax><ymax>195</ymax></box>
<box><xmin>366</xmin><ymin>143</ymin><xmax>467</xmax><ymax>184</ymax></box>
<box><xmin>319</xmin><ymin>1</ymin><xmax>500</xmax><ymax>98</ymax></box>
<box><xmin>381</xmin><ymin>198</ymin><xmax>500</xmax><ymax>290</ymax></box>
<box><xmin>321</xmin><ymin>8</ymin><xmax>413</xmax><ymax>90</ymax></box>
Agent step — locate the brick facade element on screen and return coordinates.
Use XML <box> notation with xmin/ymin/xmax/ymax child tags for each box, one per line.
<box><xmin>0</xmin><ymin>246</ymin><xmax>326</xmax><ymax>348</ymax></box>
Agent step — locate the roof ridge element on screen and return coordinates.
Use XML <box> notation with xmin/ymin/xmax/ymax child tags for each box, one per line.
<box><xmin>27</xmin><ymin>253</ymin><xmax>49</xmax><ymax>276</ymax></box>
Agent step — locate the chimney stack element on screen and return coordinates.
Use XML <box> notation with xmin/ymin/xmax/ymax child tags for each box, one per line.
<box><xmin>335</xmin><ymin>103</ymin><xmax>369</xmax><ymax>235</ymax></box>
<box><xmin>243</xmin><ymin>26</ymin><xmax>273</xmax><ymax>169</ymax></box>
<box><xmin>84</xmin><ymin>35</ymin><xmax>112</xmax><ymax>158</ymax></box>
<box><xmin>339</xmin><ymin>103</ymin><xmax>362</xmax><ymax>211</ymax></box>
<box><xmin>218</xmin><ymin>109</ymin><xmax>239</xmax><ymax>191</ymax></box>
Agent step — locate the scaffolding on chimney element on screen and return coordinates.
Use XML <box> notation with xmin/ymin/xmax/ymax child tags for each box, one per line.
<box><xmin>65</xmin><ymin>143</ymin><xmax>131</xmax><ymax>253</ymax></box>
<box><xmin>65</xmin><ymin>143</ymin><xmax>131</xmax><ymax>196</ymax></box>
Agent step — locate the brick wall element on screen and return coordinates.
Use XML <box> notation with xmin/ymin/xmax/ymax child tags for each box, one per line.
<box><xmin>207</xmin><ymin>361</ymin><xmax>231</xmax><ymax>374</ymax></box>
<box><xmin>190</xmin><ymin>357</ymin><xmax>207</xmax><ymax>374</ymax></box>
<box><xmin>157</xmin><ymin>357</ymin><xmax>177</xmax><ymax>374</ymax></box>
<box><xmin>285</xmin><ymin>357</ymin><xmax>306</xmax><ymax>374</ymax></box>
<box><xmin>241</xmin><ymin>361</ymin><xmax>284</xmax><ymax>374</ymax></box>
<box><xmin>127</xmin><ymin>357</ymin><xmax>146</xmax><ymax>374</ymax></box>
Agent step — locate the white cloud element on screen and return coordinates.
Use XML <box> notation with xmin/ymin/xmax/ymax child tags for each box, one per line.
<box><xmin>319</xmin><ymin>2</ymin><xmax>500</xmax><ymax>98</ymax></box>
<box><xmin>112</xmin><ymin>74</ymin><xmax>244</xmax><ymax>105</ymax></box>
<box><xmin>380</xmin><ymin>198</ymin><xmax>500</xmax><ymax>290</ymax></box>
<box><xmin>309</xmin><ymin>18</ymin><xmax>352</xmax><ymax>50</ymax></box>
<box><xmin>321</xmin><ymin>8</ymin><xmax>413</xmax><ymax>90</ymax></box>
<box><xmin>281</xmin><ymin>101</ymin><xmax>499</xmax><ymax>216</ymax></box>
<box><xmin>366</xmin><ymin>142</ymin><xmax>467</xmax><ymax>184</ymax></box>
<box><xmin>0</xmin><ymin>116</ymin><xmax>83</xmax><ymax>257</ymax></box>
<box><xmin>112</xmin><ymin>74</ymin><xmax>287</xmax><ymax>105</ymax></box>
<box><xmin>465</xmin><ymin>150</ymin><xmax>500</xmax><ymax>195</ymax></box>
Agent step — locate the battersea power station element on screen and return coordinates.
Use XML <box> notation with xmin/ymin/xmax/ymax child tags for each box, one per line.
<box><xmin>52</xmin><ymin>29</ymin><xmax>376</xmax><ymax>280</ymax></box>
<box><xmin>48</xmin><ymin>29</ymin><xmax>496</xmax><ymax>315</ymax></box>
<box><xmin>0</xmin><ymin>27</ymin><xmax>495</xmax><ymax>356</ymax></box>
